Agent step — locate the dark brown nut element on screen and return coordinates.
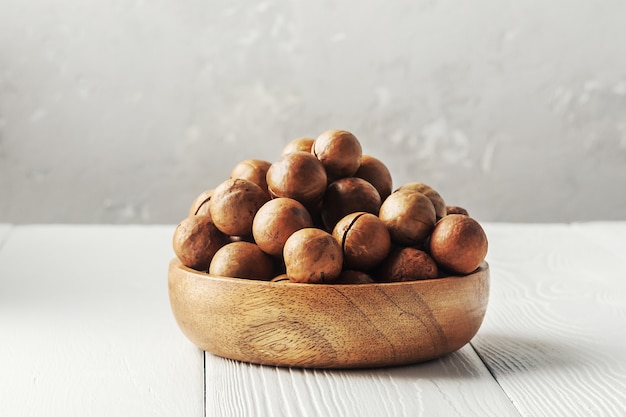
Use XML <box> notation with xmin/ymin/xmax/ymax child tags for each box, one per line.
<box><xmin>188</xmin><ymin>189</ymin><xmax>213</xmax><ymax>217</ymax></box>
<box><xmin>230</xmin><ymin>159</ymin><xmax>272</xmax><ymax>199</ymax></box>
<box><xmin>281</xmin><ymin>137</ymin><xmax>315</xmax><ymax>155</ymax></box>
<box><xmin>312</xmin><ymin>130</ymin><xmax>362</xmax><ymax>179</ymax></box>
<box><xmin>354</xmin><ymin>155</ymin><xmax>393</xmax><ymax>201</ymax></box>
<box><xmin>209</xmin><ymin>241</ymin><xmax>275</xmax><ymax>280</ymax></box>
<box><xmin>428</xmin><ymin>214</ymin><xmax>488</xmax><ymax>275</ymax></box>
<box><xmin>395</xmin><ymin>182</ymin><xmax>447</xmax><ymax>219</ymax></box>
<box><xmin>335</xmin><ymin>270</ymin><xmax>375</xmax><ymax>284</ymax></box>
<box><xmin>446</xmin><ymin>205</ymin><xmax>469</xmax><ymax>216</ymax></box>
<box><xmin>172</xmin><ymin>215</ymin><xmax>229</xmax><ymax>271</ymax></box>
<box><xmin>376</xmin><ymin>247</ymin><xmax>439</xmax><ymax>282</ymax></box>
<box><xmin>266</xmin><ymin>151</ymin><xmax>327</xmax><ymax>209</ymax></box>
<box><xmin>252</xmin><ymin>197</ymin><xmax>313</xmax><ymax>257</ymax></box>
<box><xmin>332</xmin><ymin>212</ymin><xmax>391</xmax><ymax>271</ymax></box>
<box><xmin>283</xmin><ymin>228</ymin><xmax>343</xmax><ymax>283</ymax></box>
<box><xmin>379</xmin><ymin>191</ymin><xmax>436</xmax><ymax>246</ymax></box>
<box><xmin>321</xmin><ymin>177</ymin><xmax>382</xmax><ymax>231</ymax></box>
<box><xmin>209</xmin><ymin>178</ymin><xmax>269</xmax><ymax>237</ymax></box>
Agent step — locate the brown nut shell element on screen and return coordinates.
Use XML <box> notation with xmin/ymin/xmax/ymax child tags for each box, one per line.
<box><xmin>313</xmin><ymin>130</ymin><xmax>362</xmax><ymax>179</ymax></box>
<box><xmin>188</xmin><ymin>189</ymin><xmax>214</xmax><ymax>217</ymax></box>
<box><xmin>428</xmin><ymin>214</ymin><xmax>488</xmax><ymax>275</ymax></box>
<box><xmin>446</xmin><ymin>205</ymin><xmax>469</xmax><ymax>216</ymax></box>
<box><xmin>266</xmin><ymin>151</ymin><xmax>327</xmax><ymax>209</ymax></box>
<box><xmin>354</xmin><ymin>155</ymin><xmax>393</xmax><ymax>201</ymax></box>
<box><xmin>209</xmin><ymin>241</ymin><xmax>275</xmax><ymax>280</ymax></box>
<box><xmin>332</xmin><ymin>212</ymin><xmax>391</xmax><ymax>271</ymax></box>
<box><xmin>395</xmin><ymin>182</ymin><xmax>447</xmax><ymax>219</ymax></box>
<box><xmin>230</xmin><ymin>159</ymin><xmax>272</xmax><ymax>199</ymax></box>
<box><xmin>209</xmin><ymin>178</ymin><xmax>269</xmax><ymax>237</ymax></box>
<box><xmin>283</xmin><ymin>228</ymin><xmax>343</xmax><ymax>283</ymax></box>
<box><xmin>321</xmin><ymin>177</ymin><xmax>382</xmax><ymax>231</ymax></box>
<box><xmin>281</xmin><ymin>137</ymin><xmax>315</xmax><ymax>155</ymax></box>
<box><xmin>252</xmin><ymin>197</ymin><xmax>313</xmax><ymax>257</ymax></box>
<box><xmin>172</xmin><ymin>215</ymin><xmax>229</xmax><ymax>271</ymax></box>
<box><xmin>376</xmin><ymin>247</ymin><xmax>439</xmax><ymax>282</ymax></box>
<box><xmin>379</xmin><ymin>191</ymin><xmax>436</xmax><ymax>246</ymax></box>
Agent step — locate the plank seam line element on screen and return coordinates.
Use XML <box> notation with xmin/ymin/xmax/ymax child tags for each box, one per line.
<box><xmin>469</xmin><ymin>341</ymin><xmax>524</xmax><ymax>417</ymax></box>
<box><xmin>204</xmin><ymin>351</ymin><xmax>207</xmax><ymax>417</ymax></box>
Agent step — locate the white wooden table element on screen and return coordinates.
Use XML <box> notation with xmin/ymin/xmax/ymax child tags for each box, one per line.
<box><xmin>1</xmin><ymin>223</ymin><xmax>625</xmax><ymax>416</ymax></box>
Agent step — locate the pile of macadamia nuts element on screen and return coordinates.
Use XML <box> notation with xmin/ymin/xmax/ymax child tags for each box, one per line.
<box><xmin>173</xmin><ymin>130</ymin><xmax>488</xmax><ymax>284</ymax></box>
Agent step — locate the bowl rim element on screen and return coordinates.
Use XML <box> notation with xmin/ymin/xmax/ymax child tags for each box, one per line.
<box><xmin>170</xmin><ymin>257</ymin><xmax>489</xmax><ymax>288</ymax></box>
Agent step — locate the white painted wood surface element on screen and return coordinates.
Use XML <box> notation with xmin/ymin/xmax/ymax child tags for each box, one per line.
<box><xmin>205</xmin><ymin>346</ymin><xmax>518</xmax><ymax>417</ymax></box>
<box><xmin>0</xmin><ymin>224</ymin><xmax>12</xmax><ymax>247</ymax></box>
<box><xmin>2</xmin><ymin>223</ymin><xmax>626</xmax><ymax>416</ymax></box>
<box><xmin>205</xmin><ymin>222</ymin><xmax>626</xmax><ymax>417</ymax></box>
<box><xmin>472</xmin><ymin>223</ymin><xmax>626</xmax><ymax>417</ymax></box>
<box><xmin>0</xmin><ymin>225</ymin><xmax>203</xmax><ymax>417</ymax></box>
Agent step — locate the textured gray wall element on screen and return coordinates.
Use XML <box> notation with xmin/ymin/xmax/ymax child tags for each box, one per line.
<box><xmin>1</xmin><ymin>0</ymin><xmax>625</xmax><ymax>224</ymax></box>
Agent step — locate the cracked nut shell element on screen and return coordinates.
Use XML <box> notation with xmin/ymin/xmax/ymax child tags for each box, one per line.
<box><xmin>230</xmin><ymin>159</ymin><xmax>272</xmax><ymax>199</ymax></box>
<box><xmin>188</xmin><ymin>189</ymin><xmax>214</xmax><ymax>218</ymax></box>
<box><xmin>332</xmin><ymin>212</ymin><xmax>391</xmax><ymax>271</ymax></box>
<box><xmin>313</xmin><ymin>130</ymin><xmax>362</xmax><ymax>179</ymax></box>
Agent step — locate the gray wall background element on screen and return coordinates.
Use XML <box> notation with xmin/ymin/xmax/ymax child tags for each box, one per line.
<box><xmin>1</xmin><ymin>0</ymin><xmax>625</xmax><ymax>224</ymax></box>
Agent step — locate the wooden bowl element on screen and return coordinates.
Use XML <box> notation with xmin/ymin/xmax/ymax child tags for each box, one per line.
<box><xmin>168</xmin><ymin>258</ymin><xmax>489</xmax><ymax>369</ymax></box>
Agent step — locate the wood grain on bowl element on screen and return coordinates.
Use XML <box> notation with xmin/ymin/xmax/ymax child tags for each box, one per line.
<box><xmin>168</xmin><ymin>258</ymin><xmax>489</xmax><ymax>369</ymax></box>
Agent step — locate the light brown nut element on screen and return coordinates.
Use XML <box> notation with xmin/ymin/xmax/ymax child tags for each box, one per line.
<box><xmin>230</xmin><ymin>159</ymin><xmax>272</xmax><ymax>199</ymax></box>
<box><xmin>188</xmin><ymin>189</ymin><xmax>214</xmax><ymax>218</ymax></box>
<box><xmin>209</xmin><ymin>241</ymin><xmax>275</xmax><ymax>280</ymax></box>
<box><xmin>266</xmin><ymin>151</ymin><xmax>327</xmax><ymax>210</ymax></box>
<box><xmin>313</xmin><ymin>130</ymin><xmax>362</xmax><ymax>180</ymax></box>
<box><xmin>281</xmin><ymin>137</ymin><xmax>315</xmax><ymax>155</ymax></box>
<box><xmin>379</xmin><ymin>191</ymin><xmax>436</xmax><ymax>247</ymax></box>
<box><xmin>252</xmin><ymin>197</ymin><xmax>313</xmax><ymax>257</ymax></box>
<box><xmin>354</xmin><ymin>155</ymin><xmax>393</xmax><ymax>201</ymax></box>
<box><xmin>209</xmin><ymin>178</ymin><xmax>269</xmax><ymax>237</ymax></box>
<box><xmin>395</xmin><ymin>182</ymin><xmax>447</xmax><ymax>219</ymax></box>
<box><xmin>428</xmin><ymin>214</ymin><xmax>488</xmax><ymax>275</ymax></box>
<box><xmin>172</xmin><ymin>215</ymin><xmax>229</xmax><ymax>271</ymax></box>
<box><xmin>283</xmin><ymin>228</ymin><xmax>343</xmax><ymax>283</ymax></box>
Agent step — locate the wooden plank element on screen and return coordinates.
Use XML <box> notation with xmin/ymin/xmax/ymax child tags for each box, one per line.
<box><xmin>572</xmin><ymin>221</ymin><xmax>626</xmax><ymax>264</ymax></box>
<box><xmin>0</xmin><ymin>225</ymin><xmax>204</xmax><ymax>417</ymax></box>
<box><xmin>474</xmin><ymin>223</ymin><xmax>626</xmax><ymax>417</ymax></box>
<box><xmin>205</xmin><ymin>341</ymin><xmax>520</xmax><ymax>416</ymax></box>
